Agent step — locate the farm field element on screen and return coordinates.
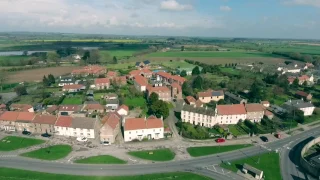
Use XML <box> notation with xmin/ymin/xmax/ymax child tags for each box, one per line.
<box><xmin>0</xmin><ymin>168</ymin><xmax>210</xmax><ymax>180</ymax></box>
<box><xmin>75</xmin><ymin>155</ymin><xmax>127</xmax><ymax>164</ymax></box>
<box><xmin>21</xmin><ymin>145</ymin><xmax>72</xmax><ymax>160</ymax></box>
<box><xmin>7</xmin><ymin>66</ymin><xmax>80</xmax><ymax>83</ymax></box>
<box><xmin>0</xmin><ymin>55</ymin><xmax>30</xmax><ymax>65</ymax></box>
<box><xmin>147</xmin><ymin>51</ymin><xmax>279</xmax><ymax>58</ymax></box>
<box><xmin>155</xmin><ymin>60</ymin><xmax>195</xmax><ymax>69</ymax></box>
<box><xmin>24</xmin><ymin>39</ymin><xmax>142</xmax><ymax>43</ymax></box>
<box><xmin>0</xmin><ymin>136</ymin><xmax>45</xmax><ymax>151</ymax></box>
<box><xmin>100</xmin><ymin>50</ymin><xmax>137</xmax><ymax>59</ymax></box>
<box><xmin>106</xmin><ymin>62</ymin><xmax>135</xmax><ymax>70</ymax></box>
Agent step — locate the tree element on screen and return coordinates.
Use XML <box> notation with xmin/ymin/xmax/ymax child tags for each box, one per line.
<box><xmin>14</xmin><ymin>85</ymin><xmax>27</xmax><ymax>96</ymax></box>
<box><xmin>150</xmin><ymin>100</ymin><xmax>169</xmax><ymax>119</ymax></box>
<box><xmin>47</xmin><ymin>52</ymin><xmax>60</xmax><ymax>64</ymax></box>
<box><xmin>192</xmin><ymin>75</ymin><xmax>204</xmax><ymax>90</ymax></box>
<box><xmin>295</xmin><ymin>110</ymin><xmax>305</xmax><ymax>124</ymax></box>
<box><xmin>181</xmin><ymin>46</ymin><xmax>185</xmax><ymax>51</ymax></box>
<box><xmin>22</xmin><ymin>51</ymin><xmax>28</xmax><ymax>56</ymax></box>
<box><xmin>48</xmin><ymin>74</ymin><xmax>55</xmax><ymax>84</ymax></box>
<box><xmin>82</xmin><ymin>51</ymin><xmax>90</xmax><ymax>64</ymax></box>
<box><xmin>182</xmin><ymin>82</ymin><xmax>193</xmax><ymax>96</ymax></box>
<box><xmin>113</xmin><ymin>56</ymin><xmax>118</xmax><ymax>64</ymax></box>
<box><xmin>88</xmin><ymin>49</ymin><xmax>100</xmax><ymax>64</ymax></box>
<box><xmin>180</xmin><ymin>70</ymin><xmax>187</xmax><ymax>77</ymax></box>
<box><xmin>292</xmin><ymin>78</ymin><xmax>299</xmax><ymax>88</ymax></box>
<box><xmin>0</xmin><ymin>71</ymin><xmax>8</xmax><ymax>92</ymax></box>
<box><xmin>192</xmin><ymin>66</ymin><xmax>200</xmax><ymax>75</ymax></box>
<box><xmin>302</xmin><ymin>81</ymin><xmax>308</xmax><ymax>87</ymax></box>
<box><xmin>249</xmin><ymin>81</ymin><xmax>263</xmax><ymax>102</ymax></box>
<box><xmin>43</xmin><ymin>75</ymin><xmax>50</xmax><ymax>87</ymax></box>
<box><xmin>149</xmin><ymin>92</ymin><xmax>159</xmax><ymax>106</ymax></box>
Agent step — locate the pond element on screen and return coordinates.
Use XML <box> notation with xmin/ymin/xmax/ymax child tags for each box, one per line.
<box><xmin>0</xmin><ymin>51</ymin><xmax>49</xmax><ymax>56</ymax></box>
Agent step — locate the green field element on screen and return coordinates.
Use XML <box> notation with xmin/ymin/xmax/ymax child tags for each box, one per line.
<box><xmin>0</xmin><ymin>136</ymin><xmax>45</xmax><ymax>151</ymax></box>
<box><xmin>75</xmin><ymin>155</ymin><xmax>127</xmax><ymax>164</ymax></box>
<box><xmin>61</xmin><ymin>97</ymin><xmax>83</xmax><ymax>105</ymax></box>
<box><xmin>128</xmin><ymin>148</ymin><xmax>175</xmax><ymax>161</ymax></box>
<box><xmin>24</xmin><ymin>39</ymin><xmax>142</xmax><ymax>43</ymax></box>
<box><xmin>0</xmin><ymin>55</ymin><xmax>30</xmax><ymax>65</ymax></box>
<box><xmin>21</xmin><ymin>145</ymin><xmax>72</xmax><ymax>160</ymax></box>
<box><xmin>124</xmin><ymin>97</ymin><xmax>147</xmax><ymax>108</ymax></box>
<box><xmin>147</xmin><ymin>51</ymin><xmax>278</xmax><ymax>58</ymax></box>
<box><xmin>220</xmin><ymin>152</ymin><xmax>281</xmax><ymax>180</ymax></box>
<box><xmin>187</xmin><ymin>144</ymin><xmax>252</xmax><ymax>157</ymax></box>
<box><xmin>157</xmin><ymin>60</ymin><xmax>196</xmax><ymax>69</ymax></box>
<box><xmin>0</xmin><ymin>168</ymin><xmax>210</xmax><ymax>180</ymax></box>
<box><xmin>106</xmin><ymin>62</ymin><xmax>135</xmax><ymax>70</ymax></box>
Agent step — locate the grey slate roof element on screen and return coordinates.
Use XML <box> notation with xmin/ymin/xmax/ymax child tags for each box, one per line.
<box><xmin>225</xmin><ymin>91</ymin><xmax>246</xmax><ymax>102</ymax></box>
<box><xmin>212</xmin><ymin>91</ymin><xmax>223</xmax><ymax>96</ymax></box>
<box><xmin>182</xmin><ymin>104</ymin><xmax>215</xmax><ymax>116</ymax></box>
<box><xmin>283</xmin><ymin>100</ymin><xmax>314</xmax><ymax>109</ymax></box>
<box><xmin>71</xmin><ymin>117</ymin><xmax>97</xmax><ymax>129</ymax></box>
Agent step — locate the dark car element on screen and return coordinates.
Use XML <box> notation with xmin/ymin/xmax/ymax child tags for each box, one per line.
<box><xmin>260</xmin><ymin>136</ymin><xmax>268</xmax><ymax>142</ymax></box>
<box><xmin>22</xmin><ymin>131</ymin><xmax>31</xmax><ymax>135</ymax></box>
<box><xmin>41</xmin><ymin>133</ymin><xmax>51</xmax><ymax>138</ymax></box>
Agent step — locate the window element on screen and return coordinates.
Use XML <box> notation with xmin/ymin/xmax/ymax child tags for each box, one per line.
<box><xmin>129</xmin><ymin>131</ymin><xmax>131</xmax><ymax>134</ymax></box>
<box><xmin>153</xmin><ymin>129</ymin><xmax>155</xmax><ymax>132</ymax></box>
<box><xmin>87</xmin><ymin>133</ymin><xmax>90</xmax><ymax>136</ymax></box>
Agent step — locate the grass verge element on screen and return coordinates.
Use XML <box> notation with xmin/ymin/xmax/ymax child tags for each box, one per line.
<box><xmin>128</xmin><ymin>148</ymin><xmax>175</xmax><ymax>161</ymax></box>
<box><xmin>0</xmin><ymin>136</ymin><xmax>45</xmax><ymax>151</ymax></box>
<box><xmin>187</xmin><ymin>144</ymin><xmax>252</xmax><ymax>157</ymax></box>
<box><xmin>21</xmin><ymin>145</ymin><xmax>72</xmax><ymax>160</ymax></box>
<box><xmin>74</xmin><ymin>155</ymin><xmax>127</xmax><ymax>164</ymax></box>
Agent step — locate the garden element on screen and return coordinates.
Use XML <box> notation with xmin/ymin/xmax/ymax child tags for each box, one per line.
<box><xmin>0</xmin><ymin>136</ymin><xmax>45</xmax><ymax>151</ymax></box>
<box><xmin>21</xmin><ymin>145</ymin><xmax>72</xmax><ymax>160</ymax></box>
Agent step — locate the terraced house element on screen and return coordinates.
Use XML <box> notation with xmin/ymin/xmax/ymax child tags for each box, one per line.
<box><xmin>197</xmin><ymin>90</ymin><xmax>224</xmax><ymax>103</ymax></box>
<box><xmin>181</xmin><ymin>104</ymin><xmax>216</xmax><ymax>127</ymax></box>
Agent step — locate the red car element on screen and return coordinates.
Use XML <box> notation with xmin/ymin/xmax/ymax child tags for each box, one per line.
<box><xmin>216</xmin><ymin>138</ymin><xmax>225</xmax><ymax>143</ymax></box>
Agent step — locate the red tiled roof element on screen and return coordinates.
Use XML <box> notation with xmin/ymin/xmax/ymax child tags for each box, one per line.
<box><xmin>63</xmin><ymin>84</ymin><xmax>84</xmax><ymax>90</ymax></box>
<box><xmin>296</xmin><ymin>91</ymin><xmax>310</xmax><ymax>97</ymax></box>
<box><xmin>157</xmin><ymin>72</ymin><xmax>172</xmax><ymax>79</ymax></box>
<box><xmin>129</xmin><ymin>69</ymin><xmax>152</xmax><ymax>76</ymax></box>
<box><xmin>102</xmin><ymin>112</ymin><xmax>121</xmax><ymax>130</ymax></box>
<box><xmin>195</xmin><ymin>100</ymin><xmax>203</xmax><ymax>107</ymax></box>
<box><xmin>107</xmin><ymin>71</ymin><xmax>117</xmax><ymax>77</ymax></box>
<box><xmin>146</xmin><ymin>117</ymin><xmax>163</xmax><ymax>129</ymax></box>
<box><xmin>299</xmin><ymin>75</ymin><xmax>309</xmax><ymax>81</ymax></box>
<box><xmin>59</xmin><ymin>105</ymin><xmax>81</xmax><ymax>111</ymax></box>
<box><xmin>118</xmin><ymin>105</ymin><xmax>129</xmax><ymax>112</ymax></box>
<box><xmin>114</xmin><ymin>76</ymin><xmax>127</xmax><ymax>82</ymax></box>
<box><xmin>288</xmin><ymin>77</ymin><xmax>296</xmax><ymax>83</ymax></box>
<box><xmin>46</xmin><ymin>105</ymin><xmax>59</xmax><ymax>113</ymax></box>
<box><xmin>0</xmin><ymin>111</ymin><xmax>19</xmax><ymax>121</ymax></box>
<box><xmin>17</xmin><ymin>112</ymin><xmax>35</xmax><ymax>122</ymax></box>
<box><xmin>217</xmin><ymin>104</ymin><xmax>246</xmax><ymax>115</ymax></box>
<box><xmin>164</xmin><ymin>127</ymin><xmax>171</xmax><ymax>133</ymax></box>
<box><xmin>55</xmin><ymin>116</ymin><xmax>73</xmax><ymax>127</ymax></box>
<box><xmin>245</xmin><ymin>103</ymin><xmax>265</xmax><ymax>112</ymax></box>
<box><xmin>124</xmin><ymin>116</ymin><xmax>163</xmax><ymax>131</ymax></box>
<box><xmin>0</xmin><ymin>104</ymin><xmax>6</xmax><ymax>109</ymax></box>
<box><xmin>171</xmin><ymin>75</ymin><xmax>186</xmax><ymax>83</ymax></box>
<box><xmin>171</xmin><ymin>82</ymin><xmax>181</xmax><ymax>90</ymax></box>
<box><xmin>33</xmin><ymin>115</ymin><xmax>57</xmax><ymax>125</ymax></box>
<box><xmin>95</xmin><ymin>78</ymin><xmax>110</xmax><ymax>85</ymax></box>
<box><xmin>186</xmin><ymin>96</ymin><xmax>196</xmax><ymax>103</ymax></box>
<box><xmin>265</xmin><ymin>110</ymin><xmax>273</xmax><ymax>116</ymax></box>
<box><xmin>198</xmin><ymin>91</ymin><xmax>212</xmax><ymax>97</ymax></box>
<box><xmin>147</xmin><ymin>86</ymin><xmax>170</xmax><ymax>94</ymax></box>
<box><xmin>84</xmin><ymin>104</ymin><xmax>104</xmax><ymax>110</ymax></box>
<box><xmin>134</xmin><ymin>75</ymin><xmax>148</xmax><ymax>86</ymax></box>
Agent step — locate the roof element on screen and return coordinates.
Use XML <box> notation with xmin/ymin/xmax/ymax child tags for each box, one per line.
<box><xmin>157</xmin><ymin>71</ymin><xmax>172</xmax><ymax>79</ymax></box>
<box><xmin>245</xmin><ymin>103</ymin><xmax>265</xmax><ymax>112</ymax></box>
<box><xmin>117</xmin><ymin>105</ymin><xmax>129</xmax><ymax>112</ymax></box>
<box><xmin>296</xmin><ymin>91</ymin><xmax>310</xmax><ymax>97</ymax></box>
<box><xmin>46</xmin><ymin>105</ymin><xmax>59</xmax><ymax>113</ymax></box>
<box><xmin>33</xmin><ymin>114</ymin><xmax>57</xmax><ymax>125</ymax></box>
<box><xmin>59</xmin><ymin>105</ymin><xmax>81</xmax><ymax>111</ymax></box>
<box><xmin>134</xmin><ymin>75</ymin><xmax>148</xmax><ymax>86</ymax></box>
<box><xmin>124</xmin><ymin>116</ymin><xmax>163</xmax><ymax>131</ymax></box>
<box><xmin>101</xmin><ymin>112</ymin><xmax>121</xmax><ymax>130</ymax></box>
<box><xmin>225</xmin><ymin>92</ymin><xmax>246</xmax><ymax>102</ymax></box>
<box><xmin>186</xmin><ymin>96</ymin><xmax>196</xmax><ymax>103</ymax></box>
<box><xmin>55</xmin><ymin>116</ymin><xmax>73</xmax><ymax>127</ymax></box>
<box><xmin>107</xmin><ymin>99</ymin><xmax>119</xmax><ymax>105</ymax></box>
<box><xmin>299</xmin><ymin>75</ymin><xmax>310</xmax><ymax>81</ymax></box>
<box><xmin>171</xmin><ymin>75</ymin><xmax>186</xmax><ymax>83</ymax></box>
<box><xmin>114</xmin><ymin>76</ymin><xmax>127</xmax><ymax>82</ymax></box>
<box><xmin>182</xmin><ymin>104</ymin><xmax>215</xmax><ymax>116</ymax></box>
<box><xmin>198</xmin><ymin>90</ymin><xmax>224</xmax><ymax>98</ymax></box>
<box><xmin>10</xmin><ymin>104</ymin><xmax>33</xmax><ymax>112</ymax></box>
<box><xmin>284</xmin><ymin>100</ymin><xmax>315</xmax><ymax>109</ymax></box>
<box><xmin>63</xmin><ymin>84</ymin><xmax>84</xmax><ymax>90</ymax></box>
<box><xmin>95</xmin><ymin>78</ymin><xmax>110</xmax><ymax>85</ymax></box>
<box><xmin>265</xmin><ymin>110</ymin><xmax>273</xmax><ymax>116</ymax></box>
<box><xmin>147</xmin><ymin>86</ymin><xmax>170</xmax><ymax>94</ymax></box>
<box><xmin>243</xmin><ymin>163</ymin><xmax>263</xmax><ymax>175</ymax></box>
<box><xmin>171</xmin><ymin>82</ymin><xmax>181</xmax><ymax>90</ymax></box>
<box><xmin>84</xmin><ymin>104</ymin><xmax>104</xmax><ymax>110</ymax></box>
<box><xmin>0</xmin><ymin>111</ymin><xmax>19</xmax><ymax>121</ymax></box>
<box><xmin>16</xmin><ymin>112</ymin><xmax>35</xmax><ymax>122</ymax></box>
<box><xmin>107</xmin><ymin>71</ymin><xmax>117</xmax><ymax>77</ymax></box>
<box><xmin>217</xmin><ymin>104</ymin><xmax>247</xmax><ymax>115</ymax></box>
<box><xmin>143</xmin><ymin>60</ymin><xmax>150</xmax><ymax>65</ymax></box>
<box><xmin>0</xmin><ymin>104</ymin><xmax>6</xmax><ymax>109</ymax></box>
<box><xmin>195</xmin><ymin>100</ymin><xmax>203</xmax><ymax>107</ymax></box>
<box><xmin>129</xmin><ymin>69</ymin><xmax>152</xmax><ymax>76</ymax></box>
<box><xmin>72</xmin><ymin>117</ymin><xmax>97</xmax><ymax>129</ymax></box>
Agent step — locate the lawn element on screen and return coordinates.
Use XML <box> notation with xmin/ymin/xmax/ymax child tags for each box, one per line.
<box><xmin>0</xmin><ymin>136</ymin><xmax>45</xmax><ymax>151</ymax></box>
<box><xmin>187</xmin><ymin>144</ymin><xmax>252</xmax><ymax>157</ymax></box>
<box><xmin>128</xmin><ymin>148</ymin><xmax>175</xmax><ymax>161</ymax></box>
<box><xmin>220</xmin><ymin>152</ymin><xmax>281</xmax><ymax>180</ymax></box>
<box><xmin>74</xmin><ymin>155</ymin><xmax>127</xmax><ymax>164</ymax></box>
<box><xmin>94</xmin><ymin>93</ymin><xmax>105</xmax><ymax>101</ymax></box>
<box><xmin>61</xmin><ymin>97</ymin><xmax>83</xmax><ymax>105</ymax></box>
<box><xmin>0</xmin><ymin>168</ymin><xmax>210</xmax><ymax>180</ymax></box>
<box><xmin>228</xmin><ymin>125</ymin><xmax>248</xmax><ymax>136</ymax></box>
<box><xmin>219</xmin><ymin>67</ymin><xmax>241</xmax><ymax>76</ymax></box>
<box><xmin>21</xmin><ymin>145</ymin><xmax>72</xmax><ymax>160</ymax></box>
<box><xmin>124</xmin><ymin>97</ymin><xmax>147</xmax><ymax>108</ymax></box>
<box><xmin>147</xmin><ymin>51</ymin><xmax>277</xmax><ymax>58</ymax></box>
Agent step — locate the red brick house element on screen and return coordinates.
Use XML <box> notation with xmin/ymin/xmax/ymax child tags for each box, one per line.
<box><xmin>94</xmin><ymin>78</ymin><xmax>110</xmax><ymax>90</ymax></box>
<box><xmin>171</xmin><ymin>82</ymin><xmax>182</xmax><ymax>100</ymax></box>
<box><xmin>147</xmin><ymin>85</ymin><xmax>171</xmax><ymax>102</ymax></box>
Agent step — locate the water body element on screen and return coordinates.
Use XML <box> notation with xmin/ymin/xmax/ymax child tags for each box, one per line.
<box><xmin>0</xmin><ymin>51</ymin><xmax>49</xmax><ymax>56</ymax></box>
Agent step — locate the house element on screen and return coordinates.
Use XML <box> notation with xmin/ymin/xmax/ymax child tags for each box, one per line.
<box><xmin>58</xmin><ymin>105</ymin><xmax>82</xmax><ymax>116</ymax></box>
<box><xmin>0</xmin><ymin>111</ymin><xmax>19</xmax><ymax>131</ymax></box>
<box><xmin>45</xmin><ymin>105</ymin><xmax>59</xmax><ymax>115</ymax></box>
<box><xmin>171</xmin><ymin>82</ymin><xmax>182</xmax><ymax>100</ymax></box>
<box><xmin>171</xmin><ymin>75</ymin><xmax>186</xmax><ymax>85</ymax></box>
<box><xmin>261</xmin><ymin>101</ymin><xmax>270</xmax><ymax>108</ymax></box>
<box><xmin>107</xmin><ymin>71</ymin><xmax>117</xmax><ymax>78</ymax></box>
<box><xmin>135</xmin><ymin>60</ymin><xmax>151</xmax><ymax>69</ymax></box>
<box><xmin>123</xmin><ymin>116</ymin><xmax>164</xmax><ymax>142</ymax></box>
<box><xmin>117</xmin><ymin>105</ymin><xmax>129</xmax><ymax>116</ymax></box>
<box><xmin>71</xmin><ymin>65</ymin><xmax>106</xmax><ymax>77</ymax></box>
<box><xmin>245</xmin><ymin>103</ymin><xmax>265</xmax><ymax>122</ymax></box>
<box><xmin>128</xmin><ymin>69</ymin><xmax>153</xmax><ymax>79</ymax></box>
<box><xmin>288</xmin><ymin>75</ymin><xmax>314</xmax><ymax>85</ymax></box>
<box><xmin>15</xmin><ymin>112</ymin><xmax>36</xmax><ymax>133</ymax></box>
<box><xmin>58</xmin><ymin>76</ymin><xmax>75</xmax><ymax>87</ymax></box>
<box><xmin>71</xmin><ymin>117</ymin><xmax>99</xmax><ymax>139</ymax></box>
<box><xmin>112</xmin><ymin>76</ymin><xmax>127</xmax><ymax>86</ymax></box>
<box><xmin>185</xmin><ymin>96</ymin><xmax>196</xmax><ymax>105</ymax></box>
<box><xmin>283</xmin><ymin>99</ymin><xmax>315</xmax><ymax>116</ymax></box>
<box><xmin>106</xmin><ymin>99</ymin><xmax>119</xmax><ymax>112</ymax></box>
<box><xmin>73</xmin><ymin>54</ymin><xmax>81</xmax><ymax>60</ymax></box>
<box><xmin>94</xmin><ymin>78</ymin><xmax>110</xmax><ymax>90</ymax></box>
<box><xmin>216</xmin><ymin>104</ymin><xmax>247</xmax><ymax>124</ymax></box>
<box><xmin>10</xmin><ymin>104</ymin><xmax>34</xmax><ymax>112</ymax></box>
<box><xmin>62</xmin><ymin>84</ymin><xmax>85</xmax><ymax>93</ymax></box>
<box><xmin>147</xmin><ymin>85</ymin><xmax>171</xmax><ymax>102</ymax></box>
<box><xmin>82</xmin><ymin>104</ymin><xmax>105</xmax><ymax>114</ymax></box>
<box><xmin>100</xmin><ymin>112</ymin><xmax>121</xmax><ymax>144</ymax></box>
<box><xmin>295</xmin><ymin>91</ymin><xmax>312</xmax><ymax>101</ymax></box>
<box><xmin>133</xmin><ymin>75</ymin><xmax>148</xmax><ymax>92</ymax></box>
<box><xmin>32</xmin><ymin>114</ymin><xmax>57</xmax><ymax>134</ymax></box>
<box><xmin>197</xmin><ymin>90</ymin><xmax>224</xmax><ymax>103</ymax></box>
<box><xmin>305</xmin><ymin>62</ymin><xmax>314</xmax><ymax>68</ymax></box>
<box><xmin>181</xmin><ymin>104</ymin><xmax>216</xmax><ymax>128</ymax></box>
<box><xmin>54</xmin><ymin>116</ymin><xmax>73</xmax><ymax>136</ymax></box>
<box><xmin>151</xmin><ymin>79</ymin><xmax>163</xmax><ymax>87</ymax></box>
<box><xmin>156</xmin><ymin>72</ymin><xmax>172</xmax><ymax>84</ymax></box>
<box><xmin>224</xmin><ymin>92</ymin><xmax>247</xmax><ymax>104</ymax></box>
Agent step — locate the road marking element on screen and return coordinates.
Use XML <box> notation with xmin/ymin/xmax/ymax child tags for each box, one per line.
<box><xmin>67</xmin><ymin>156</ymin><xmax>73</xmax><ymax>162</ymax></box>
<box><xmin>129</xmin><ymin>158</ymin><xmax>137</xmax><ymax>162</ymax></box>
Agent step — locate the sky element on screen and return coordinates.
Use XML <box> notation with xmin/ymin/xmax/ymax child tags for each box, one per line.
<box><xmin>0</xmin><ymin>0</ymin><xmax>320</xmax><ymax>39</ymax></box>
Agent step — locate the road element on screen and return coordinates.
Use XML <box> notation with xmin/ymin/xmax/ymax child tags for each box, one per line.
<box><xmin>1</xmin><ymin>127</ymin><xmax>319</xmax><ymax>179</ymax></box>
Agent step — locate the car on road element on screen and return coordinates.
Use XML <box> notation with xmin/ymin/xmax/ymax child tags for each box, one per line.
<box><xmin>41</xmin><ymin>133</ymin><xmax>51</xmax><ymax>138</ymax></box>
<box><xmin>216</xmin><ymin>138</ymin><xmax>225</xmax><ymax>143</ymax></box>
<box><xmin>101</xmin><ymin>141</ymin><xmax>110</xmax><ymax>146</ymax></box>
<box><xmin>260</xmin><ymin>136</ymin><xmax>268</xmax><ymax>142</ymax></box>
<box><xmin>77</xmin><ymin>137</ymin><xmax>88</xmax><ymax>142</ymax></box>
<box><xmin>22</xmin><ymin>131</ymin><xmax>31</xmax><ymax>135</ymax></box>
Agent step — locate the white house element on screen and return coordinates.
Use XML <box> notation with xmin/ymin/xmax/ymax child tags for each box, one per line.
<box><xmin>58</xmin><ymin>76</ymin><xmax>74</xmax><ymax>87</ymax></box>
<box><xmin>283</xmin><ymin>100</ymin><xmax>315</xmax><ymax>116</ymax></box>
<box><xmin>117</xmin><ymin>105</ymin><xmax>129</xmax><ymax>116</ymax></box>
<box><xmin>215</xmin><ymin>104</ymin><xmax>247</xmax><ymax>124</ymax></box>
<box><xmin>181</xmin><ymin>104</ymin><xmax>216</xmax><ymax>128</ymax></box>
<box><xmin>123</xmin><ymin>116</ymin><xmax>164</xmax><ymax>142</ymax></box>
<box><xmin>54</xmin><ymin>116</ymin><xmax>73</xmax><ymax>136</ymax></box>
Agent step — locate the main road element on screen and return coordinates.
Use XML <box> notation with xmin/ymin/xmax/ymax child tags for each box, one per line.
<box><xmin>1</xmin><ymin>127</ymin><xmax>319</xmax><ymax>180</ymax></box>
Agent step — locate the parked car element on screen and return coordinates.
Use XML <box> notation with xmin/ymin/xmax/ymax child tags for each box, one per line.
<box><xmin>77</xmin><ymin>137</ymin><xmax>88</xmax><ymax>142</ymax></box>
<box><xmin>101</xmin><ymin>141</ymin><xmax>110</xmax><ymax>146</ymax></box>
<box><xmin>275</xmin><ymin>133</ymin><xmax>281</xmax><ymax>139</ymax></box>
<box><xmin>260</xmin><ymin>136</ymin><xmax>269</xmax><ymax>142</ymax></box>
<box><xmin>22</xmin><ymin>131</ymin><xmax>31</xmax><ymax>135</ymax></box>
<box><xmin>41</xmin><ymin>133</ymin><xmax>51</xmax><ymax>138</ymax></box>
<box><xmin>216</xmin><ymin>138</ymin><xmax>225</xmax><ymax>143</ymax></box>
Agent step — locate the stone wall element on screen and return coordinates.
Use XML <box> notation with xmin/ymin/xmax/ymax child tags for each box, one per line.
<box><xmin>300</xmin><ymin>136</ymin><xmax>320</xmax><ymax>178</ymax></box>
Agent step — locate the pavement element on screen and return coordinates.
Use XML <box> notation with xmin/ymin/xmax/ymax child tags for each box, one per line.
<box><xmin>0</xmin><ymin>126</ymin><xmax>319</xmax><ymax>180</ymax></box>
